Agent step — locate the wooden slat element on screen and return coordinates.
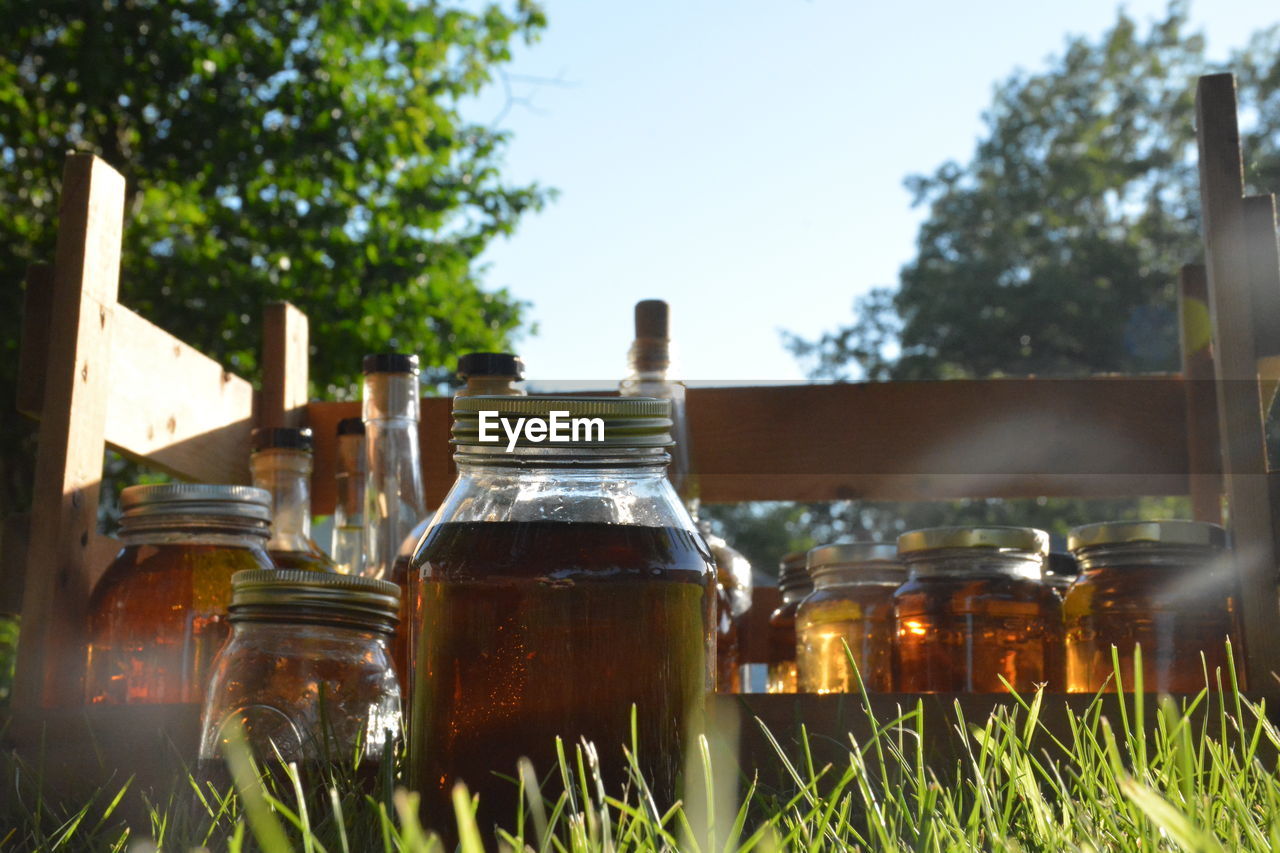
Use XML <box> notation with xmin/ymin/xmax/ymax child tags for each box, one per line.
<box><xmin>16</xmin><ymin>264</ymin><xmax>54</xmax><ymax>417</ymax></box>
<box><xmin>14</xmin><ymin>154</ymin><xmax>125</xmax><ymax>710</ymax></box>
<box><xmin>260</xmin><ymin>301</ymin><xmax>309</xmax><ymax>430</ymax></box>
<box><xmin>105</xmin><ymin>305</ymin><xmax>254</xmax><ymax>484</ymax></box>
<box><xmin>1178</xmin><ymin>264</ymin><xmax>1223</xmax><ymax>523</ymax></box>
<box><xmin>687</xmin><ymin>380</ymin><xmax>1193</xmax><ymax>502</ymax></box>
<box><xmin>309</xmin><ymin>380</ymin><xmax>1195</xmax><ymax>514</ymax></box>
<box><xmin>1195</xmin><ymin>73</ymin><xmax>1280</xmax><ymax>687</ymax></box>
<box><xmin>0</xmin><ymin>514</ymin><xmax>29</xmax><ymax>615</ymax></box>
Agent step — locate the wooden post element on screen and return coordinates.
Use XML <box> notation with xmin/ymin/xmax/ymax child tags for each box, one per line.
<box><xmin>1177</xmin><ymin>264</ymin><xmax>1223</xmax><ymax>524</ymax></box>
<box><xmin>1195</xmin><ymin>73</ymin><xmax>1280</xmax><ymax>687</ymax></box>
<box><xmin>260</xmin><ymin>301</ymin><xmax>309</xmax><ymax>430</ymax></box>
<box><xmin>13</xmin><ymin>154</ymin><xmax>125</xmax><ymax>710</ymax></box>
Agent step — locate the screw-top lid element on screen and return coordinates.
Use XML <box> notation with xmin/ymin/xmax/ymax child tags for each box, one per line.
<box><xmin>635</xmin><ymin>300</ymin><xmax>670</xmax><ymax>339</ymax></box>
<box><xmin>336</xmin><ymin>417</ymin><xmax>365</xmax><ymax>436</ymax></box>
<box><xmin>458</xmin><ymin>352</ymin><xmax>525</xmax><ymax>380</ymax></box>
<box><xmin>120</xmin><ymin>483</ymin><xmax>272</xmax><ymax>523</ymax></box>
<box><xmin>362</xmin><ymin>353</ymin><xmax>419</xmax><ymax>375</ymax></box>
<box><xmin>897</xmin><ymin>526</ymin><xmax>1050</xmax><ymax>557</ymax></box>
<box><xmin>808</xmin><ymin>542</ymin><xmax>902</xmax><ymax>570</ymax></box>
<box><xmin>1068</xmin><ymin>520</ymin><xmax>1227</xmax><ymax>552</ymax></box>
<box><xmin>778</xmin><ymin>551</ymin><xmax>813</xmax><ymax>594</ymax></box>
<box><xmin>230</xmin><ymin>569</ymin><xmax>400</xmax><ymax>632</ymax></box>
<box><xmin>251</xmin><ymin>427</ymin><xmax>313</xmax><ymax>453</ymax></box>
<box><xmin>452</xmin><ymin>395</ymin><xmax>674</xmax><ymax>448</ymax></box>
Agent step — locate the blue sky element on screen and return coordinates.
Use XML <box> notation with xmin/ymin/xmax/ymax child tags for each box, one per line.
<box><xmin>465</xmin><ymin>0</ymin><xmax>1272</xmax><ymax>384</ymax></box>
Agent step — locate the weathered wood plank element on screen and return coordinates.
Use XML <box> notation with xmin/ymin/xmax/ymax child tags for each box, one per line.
<box><xmin>1178</xmin><ymin>264</ymin><xmax>1223</xmax><ymax>523</ymax></box>
<box><xmin>14</xmin><ymin>154</ymin><xmax>125</xmax><ymax>710</ymax></box>
<box><xmin>1195</xmin><ymin>73</ymin><xmax>1280</xmax><ymax>688</ymax></box>
<box><xmin>260</xmin><ymin>301</ymin><xmax>309</xmax><ymax>430</ymax></box>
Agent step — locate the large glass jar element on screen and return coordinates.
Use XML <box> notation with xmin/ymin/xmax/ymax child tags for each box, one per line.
<box><xmin>796</xmin><ymin>543</ymin><xmax>903</xmax><ymax>693</ymax></box>
<box><xmin>85</xmin><ymin>484</ymin><xmax>273</xmax><ymax>705</ymax></box>
<box><xmin>1064</xmin><ymin>520</ymin><xmax>1244</xmax><ymax>693</ymax></box>
<box><xmin>199</xmin><ymin>570</ymin><xmax>401</xmax><ymax>774</ymax></box>
<box><xmin>765</xmin><ymin>551</ymin><xmax>812</xmax><ymax>694</ymax></box>
<box><xmin>894</xmin><ymin>527</ymin><xmax>1062</xmax><ymax>693</ymax></box>
<box><xmin>409</xmin><ymin>396</ymin><xmax>715</xmax><ymax>835</ymax></box>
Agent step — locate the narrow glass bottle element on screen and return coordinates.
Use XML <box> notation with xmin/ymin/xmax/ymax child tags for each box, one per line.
<box><xmin>619</xmin><ymin>300</ymin><xmax>753</xmax><ymax>691</ymax></box>
<box><xmin>362</xmin><ymin>354</ymin><xmax>427</xmax><ymax>680</ymax></box>
<box><xmin>331</xmin><ymin>417</ymin><xmax>366</xmax><ymax>575</ymax></box>
<box><xmin>250</xmin><ymin>427</ymin><xmax>335</xmax><ymax>572</ymax></box>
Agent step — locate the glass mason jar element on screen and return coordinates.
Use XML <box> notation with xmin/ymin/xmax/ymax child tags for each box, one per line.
<box><xmin>1064</xmin><ymin>520</ymin><xmax>1244</xmax><ymax>693</ymax></box>
<box><xmin>894</xmin><ymin>526</ymin><xmax>1063</xmax><ymax>693</ymax></box>
<box><xmin>796</xmin><ymin>543</ymin><xmax>903</xmax><ymax>693</ymax></box>
<box><xmin>85</xmin><ymin>484</ymin><xmax>273</xmax><ymax>705</ymax></box>
<box><xmin>199</xmin><ymin>570</ymin><xmax>401</xmax><ymax>773</ymax></box>
<box><xmin>765</xmin><ymin>551</ymin><xmax>813</xmax><ymax>694</ymax></box>
<box><xmin>409</xmin><ymin>395</ymin><xmax>715</xmax><ymax>834</ymax></box>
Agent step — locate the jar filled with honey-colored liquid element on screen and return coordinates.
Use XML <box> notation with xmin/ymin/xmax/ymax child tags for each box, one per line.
<box><xmin>894</xmin><ymin>526</ymin><xmax>1062</xmax><ymax>693</ymax></box>
<box><xmin>85</xmin><ymin>484</ymin><xmax>274</xmax><ymax>705</ymax></box>
<box><xmin>410</xmin><ymin>396</ymin><xmax>715</xmax><ymax>839</ymax></box>
<box><xmin>796</xmin><ymin>543</ymin><xmax>902</xmax><ymax>693</ymax></box>
<box><xmin>1064</xmin><ymin>520</ymin><xmax>1244</xmax><ymax>693</ymax></box>
<box><xmin>765</xmin><ymin>551</ymin><xmax>813</xmax><ymax>694</ymax></box>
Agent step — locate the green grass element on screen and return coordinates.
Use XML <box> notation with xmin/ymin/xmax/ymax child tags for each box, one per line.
<box><xmin>3</xmin><ymin>650</ymin><xmax>1279</xmax><ymax>851</ymax></box>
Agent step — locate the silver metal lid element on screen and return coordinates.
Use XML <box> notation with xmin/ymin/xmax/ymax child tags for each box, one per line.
<box><xmin>120</xmin><ymin>484</ymin><xmax>272</xmax><ymax>523</ymax></box>
<box><xmin>1068</xmin><ymin>520</ymin><xmax>1227</xmax><ymax>552</ymax></box>
<box><xmin>897</xmin><ymin>526</ymin><xmax>1050</xmax><ymax>557</ymax></box>
<box><xmin>230</xmin><ymin>569</ymin><xmax>400</xmax><ymax>630</ymax></box>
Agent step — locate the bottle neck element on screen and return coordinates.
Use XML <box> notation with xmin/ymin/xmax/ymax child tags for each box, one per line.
<box><xmin>620</xmin><ymin>339</ymin><xmax>695</xmax><ymax>504</ymax></box>
<box><xmin>251</xmin><ymin>449</ymin><xmax>315</xmax><ymax>552</ymax></box>
<box><xmin>335</xmin><ymin>433</ymin><xmax>365</xmax><ymax>520</ymax></box>
<box><xmin>904</xmin><ymin>548</ymin><xmax>1043</xmax><ymax>580</ymax></box>
<box><xmin>363</xmin><ymin>371</ymin><xmax>426</xmax><ymax>580</ymax></box>
<box><xmin>458</xmin><ymin>376</ymin><xmax>524</xmax><ymax>396</ymax></box>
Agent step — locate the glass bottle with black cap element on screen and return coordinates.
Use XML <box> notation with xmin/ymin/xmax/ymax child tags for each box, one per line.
<box><xmin>332</xmin><ymin>417</ymin><xmax>366</xmax><ymax>575</ymax></box>
<box><xmin>250</xmin><ymin>426</ymin><xmax>336</xmax><ymax>572</ymax></box>
<box><xmin>409</xmin><ymin>394</ymin><xmax>715</xmax><ymax>837</ymax></box>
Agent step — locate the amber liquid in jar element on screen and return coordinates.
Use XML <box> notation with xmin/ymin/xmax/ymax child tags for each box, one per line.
<box><xmin>410</xmin><ymin>520</ymin><xmax>713</xmax><ymax>831</ymax></box>
<box><xmin>895</xmin><ymin>574</ymin><xmax>1062</xmax><ymax>693</ymax></box>
<box><xmin>766</xmin><ymin>605</ymin><xmax>799</xmax><ymax>693</ymax></box>
<box><xmin>797</xmin><ymin>586</ymin><xmax>896</xmax><ymax>693</ymax></box>
<box><xmin>1064</xmin><ymin>551</ymin><xmax>1244</xmax><ymax>693</ymax></box>
<box><xmin>86</xmin><ymin>543</ymin><xmax>272</xmax><ymax>704</ymax></box>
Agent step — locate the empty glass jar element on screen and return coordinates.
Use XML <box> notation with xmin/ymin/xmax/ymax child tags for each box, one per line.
<box><xmin>795</xmin><ymin>543</ymin><xmax>902</xmax><ymax>693</ymax></box>
<box><xmin>85</xmin><ymin>484</ymin><xmax>273</xmax><ymax>705</ymax></box>
<box><xmin>199</xmin><ymin>570</ymin><xmax>401</xmax><ymax>770</ymax></box>
<box><xmin>1064</xmin><ymin>520</ymin><xmax>1244</xmax><ymax>693</ymax></box>
<box><xmin>894</xmin><ymin>526</ymin><xmax>1063</xmax><ymax>693</ymax></box>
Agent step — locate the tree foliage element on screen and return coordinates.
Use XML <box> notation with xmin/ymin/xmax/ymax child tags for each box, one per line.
<box><xmin>0</xmin><ymin>0</ymin><xmax>549</xmax><ymax>515</ymax></box>
<box><xmin>790</xmin><ymin>3</ymin><xmax>1280</xmax><ymax>382</ymax></box>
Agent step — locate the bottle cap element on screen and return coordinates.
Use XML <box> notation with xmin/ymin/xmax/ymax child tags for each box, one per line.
<box><xmin>362</xmin><ymin>353</ymin><xmax>419</xmax><ymax>375</ymax></box>
<box><xmin>1068</xmin><ymin>520</ymin><xmax>1227</xmax><ymax>552</ymax></box>
<box><xmin>635</xmin><ymin>300</ymin><xmax>670</xmax><ymax>339</ymax></box>
<box><xmin>451</xmin><ymin>395</ymin><xmax>673</xmax><ymax>448</ymax></box>
<box><xmin>251</xmin><ymin>427</ymin><xmax>313</xmax><ymax>453</ymax></box>
<box><xmin>897</xmin><ymin>526</ymin><xmax>1050</xmax><ymax>556</ymax></box>
<box><xmin>457</xmin><ymin>352</ymin><xmax>525</xmax><ymax>380</ymax></box>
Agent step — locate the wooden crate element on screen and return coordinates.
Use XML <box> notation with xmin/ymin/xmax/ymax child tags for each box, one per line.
<box><xmin>4</xmin><ymin>73</ymin><xmax>1280</xmax><ymax>798</ymax></box>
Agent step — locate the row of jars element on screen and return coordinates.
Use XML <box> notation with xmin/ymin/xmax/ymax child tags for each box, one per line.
<box><xmin>765</xmin><ymin>521</ymin><xmax>1245</xmax><ymax>695</ymax></box>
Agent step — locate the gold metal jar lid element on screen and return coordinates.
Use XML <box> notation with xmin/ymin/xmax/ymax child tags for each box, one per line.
<box><xmin>808</xmin><ymin>542</ymin><xmax>902</xmax><ymax>571</ymax></box>
<box><xmin>452</xmin><ymin>395</ymin><xmax>673</xmax><ymax>448</ymax></box>
<box><xmin>230</xmin><ymin>569</ymin><xmax>400</xmax><ymax>629</ymax></box>
<box><xmin>1068</xmin><ymin>520</ymin><xmax>1227</xmax><ymax>552</ymax></box>
<box><xmin>120</xmin><ymin>483</ymin><xmax>272</xmax><ymax>523</ymax></box>
<box><xmin>897</xmin><ymin>526</ymin><xmax>1049</xmax><ymax>557</ymax></box>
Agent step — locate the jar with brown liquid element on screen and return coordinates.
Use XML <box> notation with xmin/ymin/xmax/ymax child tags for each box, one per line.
<box><xmin>85</xmin><ymin>484</ymin><xmax>274</xmax><ymax>705</ymax></box>
<box><xmin>1064</xmin><ymin>520</ymin><xmax>1244</xmax><ymax>693</ymax></box>
<box><xmin>199</xmin><ymin>570</ymin><xmax>401</xmax><ymax>770</ymax></box>
<box><xmin>894</xmin><ymin>526</ymin><xmax>1062</xmax><ymax>693</ymax></box>
<box><xmin>796</xmin><ymin>543</ymin><xmax>902</xmax><ymax>693</ymax></box>
<box><xmin>409</xmin><ymin>395</ymin><xmax>715</xmax><ymax>838</ymax></box>
<box><xmin>765</xmin><ymin>551</ymin><xmax>812</xmax><ymax>693</ymax></box>
<box><xmin>250</xmin><ymin>427</ymin><xmax>335</xmax><ymax>572</ymax></box>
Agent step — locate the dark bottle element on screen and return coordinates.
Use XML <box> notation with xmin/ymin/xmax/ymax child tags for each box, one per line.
<box><xmin>894</xmin><ymin>526</ymin><xmax>1063</xmax><ymax>693</ymax></box>
<box><xmin>409</xmin><ymin>395</ymin><xmax>715</xmax><ymax>838</ymax></box>
<box><xmin>85</xmin><ymin>484</ymin><xmax>274</xmax><ymax>705</ymax></box>
<box><xmin>1064</xmin><ymin>520</ymin><xmax>1244</xmax><ymax>693</ymax></box>
<box><xmin>766</xmin><ymin>551</ymin><xmax>813</xmax><ymax>694</ymax></box>
<box><xmin>250</xmin><ymin>427</ymin><xmax>336</xmax><ymax>572</ymax></box>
